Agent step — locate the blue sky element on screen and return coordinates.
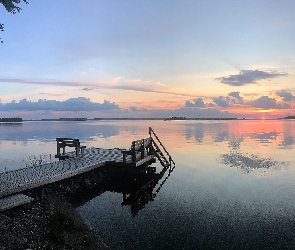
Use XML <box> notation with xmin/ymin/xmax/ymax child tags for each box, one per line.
<box><xmin>0</xmin><ymin>0</ymin><xmax>294</xmax><ymax>119</ymax></box>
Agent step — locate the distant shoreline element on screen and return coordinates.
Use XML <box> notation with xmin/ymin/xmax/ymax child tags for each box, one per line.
<box><xmin>21</xmin><ymin>117</ymin><xmax>295</xmax><ymax>121</ymax></box>
<box><xmin>2</xmin><ymin>116</ymin><xmax>295</xmax><ymax>122</ymax></box>
<box><xmin>0</xmin><ymin>117</ymin><xmax>22</xmax><ymax>123</ymax></box>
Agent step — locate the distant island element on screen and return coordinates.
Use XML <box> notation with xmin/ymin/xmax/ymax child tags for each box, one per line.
<box><xmin>0</xmin><ymin>117</ymin><xmax>22</xmax><ymax>123</ymax></box>
<box><xmin>93</xmin><ymin>118</ymin><xmax>162</xmax><ymax>120</ymax></box>
<box><xmin>282</xmin><ymin>116</ymin><xmax>295</xmax><ymax>120</ymax></box>
<box><xmin>164</xmin><ymin>117</ymin><xmax>238</xmax><ymax>121</ymax></box>
<box><xmin>41</xmin><ymin>118</ymin><xmax>87</xmax><ymax>121</ymax></box>
<box><xmin>164</xmin><ymin>117</ymin><xmax>186</xmax><ymax>121</ymax></box>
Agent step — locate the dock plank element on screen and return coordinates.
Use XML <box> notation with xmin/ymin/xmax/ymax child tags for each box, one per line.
<box><xmin>0</xmin><ymin>147</ymin><xmax>150</xmax><ymax>199</ymax></box>
<box><xmin>0</xmin><ymin>194</ymin><xmax>34</xmax><ymax>211</ymax></box>
<box><xmin>0</xmin><ymin>148</ymin><xmax>118</xmax><ymax>198</ymax></box>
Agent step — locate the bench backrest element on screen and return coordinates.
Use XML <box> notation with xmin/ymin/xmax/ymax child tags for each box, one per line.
<box><xmin>142</xmin><ymin>137</ymin><xmax>151</xmax><ymax>148</ymax></box>
<box><xmin>131</xmin><ymin>137</ymin><xmax>151</xmax><ymax>151</ymax></box>
<box><xmin>56</xmin><ymin>138</ymin><xmax>80</xmax><ymax>147</ymax></box>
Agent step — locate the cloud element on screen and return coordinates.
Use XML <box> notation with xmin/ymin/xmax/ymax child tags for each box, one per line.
<box><xmin>216</xmin><ymin>70</ymin><xmax>287</xmax><ymax>86</ymax></box>
<box><xmin>0</xmin><ymin>78</ymin><xmax>81</xmax><ymax>87</ymax></box>
<box><xmin>209</xmin><ymin>92</ymin><xmax>291</xmax><ymax>110</ymax></box>
<box><xmin>276</xmin><ymin>91</ymin><xmax>295</xmax><ymax>102</ymax></box>
<box><xmin>129</xmin><ymin>106</ymin><xmax>148</xmax><ymax>113</ymax></box>
<box><xmin>0</xmin><ymin>77</ymin><xmax>198</xmax><ymax>98</ymax></box>
<box><xmin>185</xmin><ymin>98</ymin><xmax>206</xmax><ymax>107</ymax></box>
<box><xmin>109</xmin><ymin>83</ymin><xmax>197</xmax><ymax>97</ymax></box>
<box><xmin>212</xmin><ymin>96</ymin><xmax>230</xmax><ymax>107</ymax></box>
<box><xmin>186</xmin><ymin>93</ymin><xmax>244</xmax><ymax>109</ymax></box>
<box><xmin>0</xmin><ymin>97</ymin><xmax>120</xmax><ymax>111</ymax></box>
<box><xmin>82</xmin><ymin>88</ymin><xmax>93</xmax><ymax>91</ymax></box>
<box><xmin>251</xmin><ymin>96</ymin><xmax>291</xmax><ymax>109</ymax></box>
<box><xmin>251</xmin><ymin>96</ymin><xmax>277</xmax><ymax>109</ymax></box>
<box><xmin>228</xmin><ymin>91</ymin><xmax>243</xmax><ymax>104</ymax></box>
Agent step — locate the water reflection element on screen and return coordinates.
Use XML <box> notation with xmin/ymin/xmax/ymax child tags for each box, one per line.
<box><xmin>228</xmin><ymin>138</ymin><xmax>243</xmax><ymax>150</ymax></box>
<box><xmin>249</xmin><ymin>131</ymin><xmax>279</xmax><ymax>144</ymax></box>
<box><xmin>0</xmin><ymin>123</ymin><xmax>22</xmax><ymax>127</ymax></box>
<box><xmin>167</xmin><ymin>121</ymin><xmax>295</xmax><ymax>175</ymax></box>
<box><xmin>221</xmin><ymin>152</ymin><xmax>288</xmax><ymax>174</ymax></box>
<box><xmin>181</xmin><ymin>120</ymin><xmax>295</xmax><ymax>150</ymax></box>
<box><xmin>0</xmin><ymin>121</ymin><xmax>120</xmax><ymax>142</ymax></box>
<box><xmin>214</xmin><ymin>131</ymin><xmax>229</xmax><ymax>142</ymax></box>
<box><xmin>121</xmin><ymin>165</ymin><xmax>175</xmax><ymax>216</ymax></box>
<box><xmin>9</xmin><ymin>119</ymin><xmax>292</xmax><ymax>249</ymax></box>
<box><xmin>185</xmin><ymin>123</ymin><xmax>205</xmax><ymax>143</ymax></box>
<box><xmin>1</xmin><ymin>120</ymin><xmax>295</xmax><ymax>149</ymax></box>
<box><xmin>279</xmin><ymin>134</ymin><xmax>295</xmax><ymax>149</ymax></box>
<box><xmin>1</xmin><ymin>120</ymin><xmax>295</xmax><ymax>174</ymax></box>
<box><xmin>75</xmin><ymin>162</ymin><xmax>175</xmax><ymax>217</ymax></box>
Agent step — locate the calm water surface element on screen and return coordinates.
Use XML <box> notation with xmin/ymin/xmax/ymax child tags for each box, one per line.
<box><xmin>1</xmin><ymin>120</ymin><xmax>295</xmax><ymax>249</ymax></box>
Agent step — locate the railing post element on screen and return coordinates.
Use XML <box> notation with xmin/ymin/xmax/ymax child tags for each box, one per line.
<box><xmin>75</xmin><ymin>140</ymin><xmax>79</xmax><ymax>157</ymax></box>
<box><xmin>149</xmin><ymin>127</ymin><xmax>175</xmax><ymax>167</ymax></box>
<box><xmin>132</xmin><ymin>141</ymin><xmax>136</xmax><ymax>164</ymax></box>
<box><xmin>141</xmin><ymin>139</ymin><xmax>144</xmax><ymax>160</ymax></box>
<box><xmin>57</xmin><ymin>142</ymin><xmax>60</xmax><ymax>157</ymax></box>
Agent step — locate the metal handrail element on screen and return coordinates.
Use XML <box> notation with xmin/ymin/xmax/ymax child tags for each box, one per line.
<box><xmin>149</xmin><ymin>127</ymin><xmax>175</xmax><ymax>166</ymax></box>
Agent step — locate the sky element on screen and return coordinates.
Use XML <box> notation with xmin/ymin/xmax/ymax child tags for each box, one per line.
<box><xmin>0</xmin><ymin>0</ymin><xmax>294</xmax><ymax>119</ymax></box>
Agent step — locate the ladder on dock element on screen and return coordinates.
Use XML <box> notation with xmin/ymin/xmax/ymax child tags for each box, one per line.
<box><xmin>149</xmin><ymin>127</ymin><xmax>175</xmax><ymax>168</ymax></box>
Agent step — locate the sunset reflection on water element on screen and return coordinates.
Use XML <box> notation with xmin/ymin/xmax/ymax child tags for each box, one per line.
<box><xmin>2</xmin><ymin>120</ymin><xmax>295</xmax><ymax>248</ymax></box>
<box><xmin>1</xmin><ymin>119</ymin><xmax>295</xmax><ymax>173</ymax></box>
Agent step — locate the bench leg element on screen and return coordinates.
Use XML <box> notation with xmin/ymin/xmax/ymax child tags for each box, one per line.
<box><xmin>132</xmin><ymin>152</ymin><xmax>136</xmax><ymax>164</ymax></box>
<box><xmin>57</xmin><ymin>145</ymin><xmax>60</xmax><ymax>157</ymax></box>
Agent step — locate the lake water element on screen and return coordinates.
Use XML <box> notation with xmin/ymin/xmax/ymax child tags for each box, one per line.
<box><xmin>1</xmin><ymin>119</ymin><xmax>295</xmax><ymax>249</ymax></box>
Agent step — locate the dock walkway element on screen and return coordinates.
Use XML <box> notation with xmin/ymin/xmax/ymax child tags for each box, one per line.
<box><xmin>0</xmin><ymin>128</ymin><xmax>174</xmax><ymax>211</ymax></box>
<box><xmin>0</xmin><ymin>147</ymin><xmax>139</xmax><ymax>199</ymax></box>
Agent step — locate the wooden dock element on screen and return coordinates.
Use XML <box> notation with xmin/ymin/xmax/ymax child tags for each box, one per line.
<box><xmin>0</xmin><ymin>127</ymin><xmax>175</xmax><ymax>211</ymax></box>
<box><xmin>0</xmin><ymin>194</ymin><xmax>34</xmax><ymax>212</ymax></box>
<box><xmin>0</xmin><ymin>148</ymin><xmax>149</xmax><ymax>198</ymax></box>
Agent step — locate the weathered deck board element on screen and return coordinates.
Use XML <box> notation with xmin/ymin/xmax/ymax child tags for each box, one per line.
<box><xmin>0</xmin><ymin>194</ymin><xmax>34</xmax><ymax>211</ymax></box>
<box><xmin>0</xmin><ymin>147</ymin><xmax>143</xmax><ymax>199</ymax></box>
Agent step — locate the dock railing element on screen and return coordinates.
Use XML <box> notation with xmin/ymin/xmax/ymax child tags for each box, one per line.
<box><xmin>149</xmin><ymin>127</ymin><xmax>175</xmax><ymax>168</ymax></box>
<box><xmin>122</xmin><ymin>137</ymin><xmax>152</xmax><ymax>164</ymax></box>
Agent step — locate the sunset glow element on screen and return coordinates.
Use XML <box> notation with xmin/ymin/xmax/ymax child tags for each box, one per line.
<box><xmin>0</xmin><ymin>1</ymin><xmax>294</xmax><ymax>119</ymax></box>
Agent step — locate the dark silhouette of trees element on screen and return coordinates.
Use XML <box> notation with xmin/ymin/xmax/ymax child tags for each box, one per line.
<box><xmin>1</xmin><ymin>0</ymin><xmax>28</xmax><ymax>43</ymax></box>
